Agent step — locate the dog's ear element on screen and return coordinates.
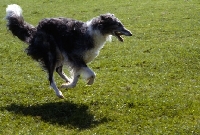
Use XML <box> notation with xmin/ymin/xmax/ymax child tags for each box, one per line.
<box><xmin>98</xmin><ymin>21</ymin><xmax>103</xmax><ymax>29</ymax></box>
<box><xmin>100</xmin><ymin>15</ymin><xmax>107</xmax><ymax>20</ymax></box>
<box><xmin>100</xmin><ymin>13</ymin><xmax>115</xmax><ymax>21</ymax></box>
<box><xmin>99</xmin><ymin>15</ymin><xmax>106</xmax><ymax>26</ymax></box>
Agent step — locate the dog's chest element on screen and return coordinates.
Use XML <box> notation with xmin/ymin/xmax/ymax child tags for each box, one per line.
<box><xmin>83</xmin><ymin>36</ymin><xmax>107</xmax><ymax>63</ymax></box>
<box><xmin>83</xmin><ymin>28</ymin><xmax>111</xmax><ymax>63</ymax></box>
<box><xmin>84</xmin><ymin>50</ymin><xmax>99</xmax><ymax>63</ymax></box>
<box><xmin>84</xmin><ymin>44</ymin><xmax>104</xmax><ymax>63</ymax></box>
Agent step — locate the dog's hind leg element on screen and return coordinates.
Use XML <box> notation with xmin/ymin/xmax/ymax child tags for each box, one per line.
<box><xmin>56</xmin><ymin>66</ymin><xmax>70</xmax><ymax>83</ymax></box>
<box><xmin>50</xmin><ymin>76</ymin><xmax>64</xmax><ymax>98</ymax></box>
<box><xmin>48</xmin><ymin>68</ymin><xmax>64</xmax><ymax>98</ymax></box>
<box><xmin>44</xmin><ymin>56</ymin><xmax>64</xmax><ymax>98</ymax></box>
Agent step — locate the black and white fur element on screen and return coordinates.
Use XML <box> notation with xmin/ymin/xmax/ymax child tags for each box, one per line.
<box><xmin>5</xmin><ymin>4</ymin><xmax>132</xmax><ymax>98</ymax></box>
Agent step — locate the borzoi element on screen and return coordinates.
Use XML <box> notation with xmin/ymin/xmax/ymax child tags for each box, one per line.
<box><xmin>5</xmin><ymin>4</ymin><xmax>132</xmax><ymax>98</ymax></box>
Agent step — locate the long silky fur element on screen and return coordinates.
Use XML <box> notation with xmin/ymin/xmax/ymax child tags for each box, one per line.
<box><xmin>5</xmin><ymin>4</ymin><xmax>132</xmax><ymax>98</ymax></box>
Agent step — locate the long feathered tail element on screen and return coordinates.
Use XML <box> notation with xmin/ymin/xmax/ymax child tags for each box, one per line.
<box><xmin>5</xmin><ymin>4</ymin><xmax>36</xmax><ymax>43</ymax></box>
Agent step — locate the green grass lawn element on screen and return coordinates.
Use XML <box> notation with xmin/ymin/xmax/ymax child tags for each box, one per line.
<box><xmin>0</xmin><ymin>0</ymin><xmax>200</xmax><ymax>134</ymax></box>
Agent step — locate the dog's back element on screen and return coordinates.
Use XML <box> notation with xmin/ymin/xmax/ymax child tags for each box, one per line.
<box><xmin>36</xmin><ymin>18</ymin><xmax>93</xmax><ymax>53</ymax></box>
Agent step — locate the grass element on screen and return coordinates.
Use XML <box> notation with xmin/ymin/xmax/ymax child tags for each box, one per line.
<box><xmin>0</xmin><ymin>0</ymin><xmax>200</xmax><ymax>134</ymax></box>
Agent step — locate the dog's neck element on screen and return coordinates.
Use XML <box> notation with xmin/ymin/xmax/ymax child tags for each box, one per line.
<box><xmin>86</xmin><ymin>20</ymin><xmax>111</xmax><ymax>49</ymax></box>
<box><xmin>83</xmin><ymin>20</ymin><xmax>111</xmax><ymax>63</ymax></box>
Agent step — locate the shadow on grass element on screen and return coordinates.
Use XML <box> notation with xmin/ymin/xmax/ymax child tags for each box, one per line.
<box><xmin>3</xmin><ymin>101</ymin><xmax>109</xmax><ymax>129</ymax></box>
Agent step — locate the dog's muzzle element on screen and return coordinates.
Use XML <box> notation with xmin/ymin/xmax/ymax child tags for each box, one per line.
<box><xmin>114</xmin><ymin>28</ymin><xmax>132</xmax><ymax>42</ymax></box>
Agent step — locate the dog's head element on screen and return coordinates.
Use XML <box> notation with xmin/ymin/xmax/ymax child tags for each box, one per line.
<box><xmin>98</xmin><ymin>13</ymin><xmax>132</xmax><ymax>42</ymax></box>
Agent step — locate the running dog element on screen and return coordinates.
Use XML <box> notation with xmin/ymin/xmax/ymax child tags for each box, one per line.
<box><xmin>5</xmin><ymin>4</ymin><xmax>132</xmax><ymax>98</ymax></box>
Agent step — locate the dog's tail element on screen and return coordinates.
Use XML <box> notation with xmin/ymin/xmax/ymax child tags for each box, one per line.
<box><xmin>5</xmin><ymin>4</ymin><xmax>36</xmax><ymax>44</ymax></box>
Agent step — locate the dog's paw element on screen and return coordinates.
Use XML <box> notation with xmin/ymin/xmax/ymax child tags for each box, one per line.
<box><xmin>57</xmin><ymin>94</ymin><xmax>65</xmax><ymax>99</ymax></box>
<box><xmin>56</xmin><ymin>91</ymin><xmax>64</xmax><ymax>99</ymax></box>
<box><xmin>87</xmin><ymin>76</ymin><xmax>95</xmax><ymax>85</ymax></box>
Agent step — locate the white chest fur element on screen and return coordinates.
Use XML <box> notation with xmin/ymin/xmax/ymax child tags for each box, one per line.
<box><xmin>83</xmin><ymin>30</ymin><xmax>111</xmax><ymax>63</ymax></box>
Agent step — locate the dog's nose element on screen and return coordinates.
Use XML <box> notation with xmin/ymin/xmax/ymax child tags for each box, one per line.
<box><xmin>123</xmin><ymin>28</ymin><xmax>132</xmax><ymax>36</ymax></box>
<box><xmin>126</xmin><ymin>30</ymin><xmax>132</xmax><ymax>36</ymax></box>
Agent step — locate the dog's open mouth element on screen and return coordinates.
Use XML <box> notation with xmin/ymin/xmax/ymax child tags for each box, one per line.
<box><xmin>113</xmin><ymin>28</ymin><xmax>132</xmax><ymax>42</ymax></box>
<box><xmin>114</xmin><ymin>31</ymin><xmax>124</xmax><ymax>42</ymax></box>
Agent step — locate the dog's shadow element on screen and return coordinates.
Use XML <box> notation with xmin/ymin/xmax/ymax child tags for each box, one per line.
<box><xmin>3</xmin><ymin>101</ymin><xmax>109</xmax><ymax>129</ymax></box>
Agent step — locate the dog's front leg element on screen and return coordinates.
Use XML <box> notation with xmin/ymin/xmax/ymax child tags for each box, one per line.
<box><xmin>61</xmin><ymin>66</ymin><xmax>95</xmax><ymax>88</ymax></box>
<box><xmin>61</xmin><ymin>68</ymin><xmax>80</xmax><ymax>89</ymax></box>
<box><xmin>81</xmin><ymin>67</ymin><xmax>96</xmax><ymax>85</ymax></box>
